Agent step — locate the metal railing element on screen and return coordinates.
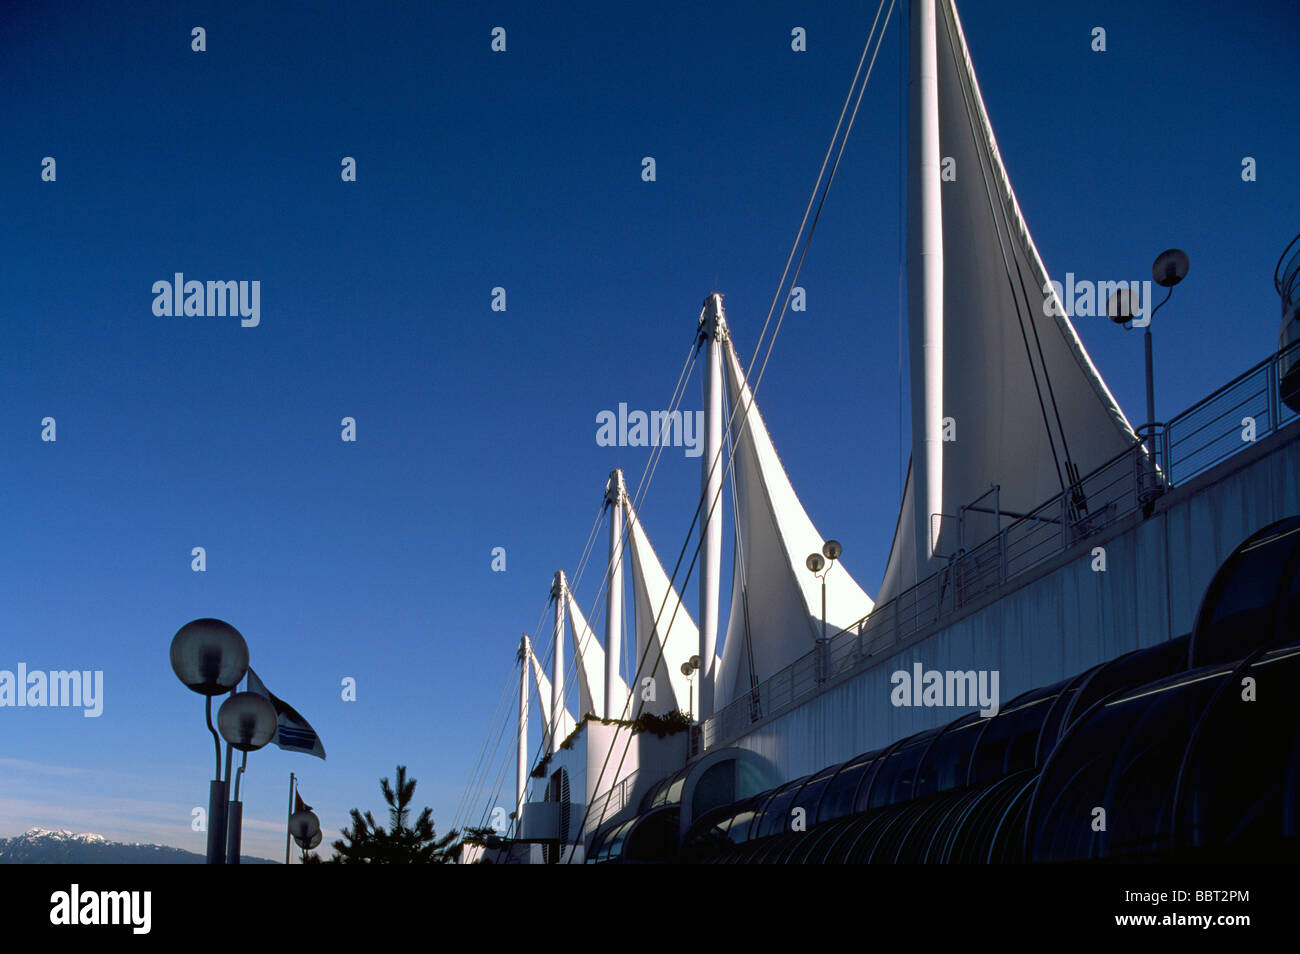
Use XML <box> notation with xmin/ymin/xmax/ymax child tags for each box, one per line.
<box><xmin>1165</xmin><ymin>339</ymin><xmax>1298</xmax><ymax>484</ymax></box>
<box><xmin>699</xmin><ymin>338</ymin><xmax>1300</xmax><ymax>753</ymax></box>
<box><xmin>584</xmin><ymin>769</ymin><xmax>639</xmax><ymax>835</ymax></box>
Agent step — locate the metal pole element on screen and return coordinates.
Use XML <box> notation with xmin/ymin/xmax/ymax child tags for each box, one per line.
<box><xmin>1144</xmin><ymin>326</ymin><xmax>1157</xmax><ymax>498</ymax></box>
<box><xmin>909</xmin><ymin>0</ymin><xmax>945</xmax><ymax>571</ymax></box>
<box><xmin>207</xmin><ymin>780</ymin><xmax>227</xmax><ymax>865</ymax></box>
<box><xmin>1144</xmin><ymin>326</ymin><xmax>1155</xmax><ymax>437</ymax></box>
<box><xmin>821</xmin><ymin>577</ymin><xmax>827</xmax><ymax>644</ymax></box>
<box><xmin>551</xmin><ymin>571</ymin><xmax>565</xmax><ymax>750</ymax></box>
<box><xmin>204</xmin><ymin>695</ymin><xmax>227</xmax><ymax>865</ymax></box>
<box><xmin>818</xmin><ymin>576</ymin><xmax>828</xmax><ymax>685</ymax></box>
<box><xmin>604</xmin><ymin>471</ymin><xmax>625</xmax><ymax>719</ymax></box>
<box><xmin>225</xmin><ymin>800</ymin><xmax>242</xmax><ymax>865</ymax></box>
<box><xmin>226</xmin><ymin>750</ymin><xmax>247</xmax><ymax>865</ymax></box>
<box><xmin>516</xmin><ymin>635</ymin><xmax>529</xmax><ymax>834</ymax></box>
<box><xmin>698</xmin><ymin>294</ymin><xmax>725</xmax><ymax>721</ymax></box>
<box><xmin>285</xmin><ymin>771</ymin><xmax>295</xmax><ymax>865</ymax></box>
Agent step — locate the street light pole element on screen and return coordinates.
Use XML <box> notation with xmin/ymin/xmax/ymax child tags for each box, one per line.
<box><xmin>205</xmin><ymin>695</ymin><xmax>228</xmax><ymax>865</ymax></box>
<box><xmin>806</xmin><ymin>541</ymin><xmax>842</xmax><ymax>687</ymax></box>
<box><xmin>172</xmin><ymin>618</ymin><xmax>250</xmax><ymax>865</ymax></box>
<box><xmin>1108</xmin><ymin>249</ymin><xmax>1188</xmax><ymax>502</ymax></box>
<box><xmin>170</xmin><ymin>618</ymin><xmax>278</xmax><ymax>866</ymax></box>
<box><xmin>1144</xmin><ymin>323</ymin><xmax>1155</xmax><ymax>445</ymax></box>
<box><xmin>286</xmin><ymin>772</ymin><xmax>295</xmax><ymax>865</ymax></box>
<box><xmin>226</xmin><ymin>750</ymin><xmax>247</xmax><ymax>865</ymax></box>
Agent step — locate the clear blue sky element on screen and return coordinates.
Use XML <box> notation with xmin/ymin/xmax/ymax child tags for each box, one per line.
<box><xmin>1</xmin><ymin>0</ymin><xmax>1295</xmax><ymax>859</ymax></box>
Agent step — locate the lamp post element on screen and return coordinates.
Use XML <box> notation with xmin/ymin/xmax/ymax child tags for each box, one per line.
<box><xmin>680</xmin><ymin>655</ymin><xmax>701</xmax><ymax>721</ymax></box>
<box><xmin>1108</xmin><ymin>248</ymin><xmax>1188</xmax><ymax>501</ymax></box>
<box><xmin>217</xmin><ymin>690</ymin><xmax>278</xmax><ymax>864</ymax></box>
<box><xmin>169</xmin><ymin>618</ymin><xmax>250</xmax><ymax>864</ymax></box>
<box><xmin>806</xmin><ymin>540</ymin><xmax>842</xmax><ymax>686</ymax></box>
<box><xmin>294</xmin><ymin>829</ymin><xmax>322</xmax><ymax>864</ymax></box>
<box><xmin>290</xmin><ymin>808</ymin><xmax>322</xmax><ymax>863</ymax></box>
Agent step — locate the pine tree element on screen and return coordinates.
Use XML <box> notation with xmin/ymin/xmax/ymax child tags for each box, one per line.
<box><xmin>330</xmin><ymin>764</ymin><xmax>458</xmax><ymax>863</ymax></box>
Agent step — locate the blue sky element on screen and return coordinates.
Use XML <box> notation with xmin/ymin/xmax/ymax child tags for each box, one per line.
<box><xmin>1</xmin><ymin>0</ymin><xmax>1295</xmax><ymax>859</ymax></box>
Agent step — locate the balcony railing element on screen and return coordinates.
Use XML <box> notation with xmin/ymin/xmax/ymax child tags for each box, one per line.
<box><xmin>699</xmin><ymin>337</ymin><xmax>1300</xmax><ymax>753</ymax></box>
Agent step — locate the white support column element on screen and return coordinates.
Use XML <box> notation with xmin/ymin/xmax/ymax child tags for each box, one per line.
<box><xmin>516</xmin><ymin>633</ymin><xmax>529</xmax><ymax>831</ymax></box>
<box><xmin>697</xmin><ymin>293</ymin><xmax>727</xmax><ymax>720</ymax></box>
<box><xmin>604</xmin><ymin>469</ymin><xmax>625</xmax><ymax>720</ymax></box>
<box><xmin>550</xmin><ymin>571</ymin><xmax>566</xmax><ymax>754</ymax></box>
<box><xmin>908</xmin><ymin>0</ymin><xmax>944</xmax><ymax>570</ymax></box>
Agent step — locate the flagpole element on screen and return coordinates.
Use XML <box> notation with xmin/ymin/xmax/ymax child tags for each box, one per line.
<box><xmin>285</xmin><ymin>771</ymin><xmax>295</xmax><ymax>865</ymax></box>
<box><xmin>226</xmin><ymin>750</ymin><xmax>247</xmax><ymax>864</ymax></box>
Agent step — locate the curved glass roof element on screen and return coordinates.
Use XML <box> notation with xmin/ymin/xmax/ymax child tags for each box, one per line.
<box><xmin>816</xmin><ymin>749</ymin><xmax>884</xmax><ymax>825</ymax></box>
<box><xmin>1027</xmin><ymin>662</ymin><xmax>1236</xmax><ymax>861</ymax></box>
<box><xmin>609</xmin><ymin>518</ymin><xmax>1300</xmax><ymax>863</ymax></box>
<box><xmin>1190</xmin><ymin>515</ymin><xmax>1300</xmax><ymax>667</ymax></box>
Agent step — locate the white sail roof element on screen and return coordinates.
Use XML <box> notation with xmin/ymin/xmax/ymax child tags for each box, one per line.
<box><xmin>564</xmin><ymin>586</ymin><xmax>630</xmax><ymax>720</ymax></box>
<box><xmin>623</xmin><ymin>495</ymin><xmax>699</xmax><ymax>718</ymax></box>
<box><xmin>528</xmin><ymin>648</ymin><xmax>575</xmax><ymax>751</ymax></box>
<box><xmin>880</xmin><ymin>0</ymin><xmax>1139</xmax><ymax>600</ymax></box>
<box><xmin>715</xmin><ymin>339</ymin><xmax>876</xmax><ymax>709</ymax></box>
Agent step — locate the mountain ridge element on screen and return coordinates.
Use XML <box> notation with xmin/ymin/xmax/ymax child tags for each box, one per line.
<box><xmin>0</xmin><ymin>827</ymin><xmax>277</xmax><ymax>864</ymax></box>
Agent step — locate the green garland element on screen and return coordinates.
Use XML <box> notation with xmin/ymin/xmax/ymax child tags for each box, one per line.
<box><xmin>528</xmin><ymin>710</ymin><xmax>692</xmax><ymax>777</ymax></box>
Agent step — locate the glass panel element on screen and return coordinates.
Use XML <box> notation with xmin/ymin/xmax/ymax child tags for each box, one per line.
<box><xmin>866</xmin><ymin>728</ymin><xmax>942</xmax><ymax>810</ymax></box>
<box><xmin>1060</xmin><ymin>634</ymin><xmax>1190</xmax><ymax>733</ymax></box>
<box><xmin>624</xmin><ymin>808</ymin><xmax>681</xmax><ymax>863</ymax></box>
<box><xmin>817</xmin><ymin>752</ymin><xmax>879</xmax><ymax>824</ymax></box>
<box><xmin>755</xmin><ymin>776</ymin><xmax>810</xmax><ymax>840</ymax></box>
<box><xmin>914</xmin><ymin>712</ymin><xmax>985</xmax><ymax>797</ymax></box>
<box><xmin>1177</xmin><ymin>643</ymin><xmax>1300</xmax><ymax>854</ymax></box>
<box><xmin>1193</xmin><ymin>519</ymin><xmax>1300</xmax><ymax>665</ymax></box>
<box><xmin>968</xmin><ymin>689</ymin><xmax>1058</xmax><ymax>786</ymax></box>
<box><xmin>823</xmin><ymin>814</ymin><xmax>873</xmax><ymax>863</ymax></box>
<box><xmin>691</xmin><ymin>760</ymin><xmax>737</xmax><ymax>820</ymax></box>
<box><xmin>1036</xmin><ymin>664</ymin><xmax>1102</xmax><ymax>765</ymax></box>
<box><xmin>665</xmin><ymin>772</ymin><xmax>687</xmax><ymax>806</ymax></box>
<box><xmin>681</xmin><ymin>805</ymin><xmax>737</xmax><ymax>862</ymax></box>
<box><xmin>743</xmin><ymin>788</ymin><xmax>781</xmax><ymax>843</ymax></box>
<box><xmin>600</xmin><ymin>819</ymin><xmax>636</xmax><ymax>863</ymax></box>
<box><xmin>788</xmin><ymin>766</ymin><xmax>838</xmax><ymax>830</ymax></box>
<box><xmin>944</xmin><ymin>771</ymin><xmax>1034</xmax><ymax>863</ymax></box>
<box><xmin>725</xmin><ymin>808</ymin><xmax>758</xmax><ymax>845</ymax></box>
<box><xmin>1028</xmin><ymin>664</ymin><xmax>1231</xmax><ymax>861</ymax></box>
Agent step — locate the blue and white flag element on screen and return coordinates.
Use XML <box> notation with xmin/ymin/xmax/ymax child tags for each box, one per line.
<box><xmin>247</xmin><ymin>668</ymin><xmax>326</xmax><ymax>760</ymax></box>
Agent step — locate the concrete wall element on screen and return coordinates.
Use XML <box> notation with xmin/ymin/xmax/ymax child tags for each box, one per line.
<box><xmin>723</xmin><ymin>426</ymin><xmax>1300</xmax><ymax>784</ymax></box>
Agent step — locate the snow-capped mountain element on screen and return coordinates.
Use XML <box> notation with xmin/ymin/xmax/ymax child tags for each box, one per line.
<box><xmin>0</xmin><ymin>827</ymin><xmax>275</xmax><ymax>864</ymax></box>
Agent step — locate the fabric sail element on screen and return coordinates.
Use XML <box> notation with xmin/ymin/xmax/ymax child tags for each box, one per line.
<box><xmin>528</xmin><ymin>649</ymin><xmax>575</xmax><ymax>750</ymax></box>
<box><xmin>622</xmin><ymin>494</ymin><xmax>699</xmax><ymax>718</ymax></box>
<box><xmin>714</xmin><ymin>339</ymin><xmax>876</xmax><ymax>710</ymax></box>
<box><xmin>564</xmin><ymin>587</ymin><xmax>630</xmax><ymax>720</ymax></box>
<box><xmin>879</xmin><ymin>0</ymin><xmax>1139</xmax><ymax>602</ymax></box>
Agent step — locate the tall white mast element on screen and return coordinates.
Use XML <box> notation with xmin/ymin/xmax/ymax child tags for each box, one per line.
<box><xmin>604</xmin><ymin>469</ymin><xmax>625</xmax><ymax>719</ymax></box>
<box><xmin>516</xmin><ymin>633</ymin><xmax>529</xmax><ymax>829</ymax></box>
<box><xmin>908</xmin><ymin>0</ymin><xmax>944</xmax><ymax>571</ymax></box>
<box><xmin>698</xmin><ymin>293</ymin><xmax>727</xmax><ymax>720</ymax></box>
<box><xmin>550</xmin><ymin>571</ymin><xmax>566</xmax><ymax>754</ymax></box>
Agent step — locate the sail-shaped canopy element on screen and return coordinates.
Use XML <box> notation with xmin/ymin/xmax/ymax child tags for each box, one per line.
<box><xmin>880</xmin><ymin>0</ymin><xmax>1139</xmax><ymax>601</ymax></box>
<box><xmin>528</xmin><ymin>649</ymin><xmax>575</xmax><ymax>751</ymax></box>
<box><xmin>715</xmin><ymin>339</ymin><xmax>876</xmax><ymax>709</ymax></box>
<box><xmin>623</xmin><ymin>495</ymin><xmax>700</xmax><ymax>718</ymax></box>
<box><xmin>564</xmin><ymin>586</ymin><xmax>630</xmax><ymax>720</ymax></box>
